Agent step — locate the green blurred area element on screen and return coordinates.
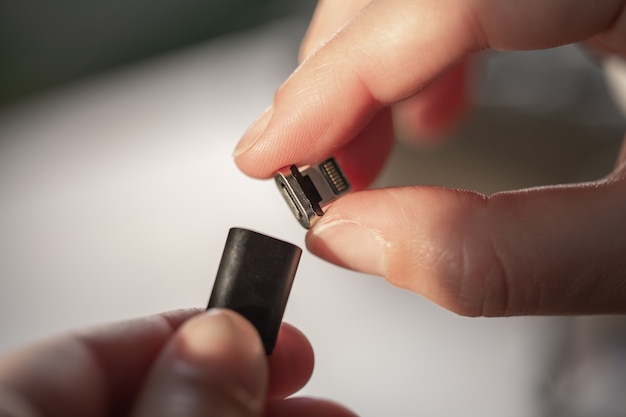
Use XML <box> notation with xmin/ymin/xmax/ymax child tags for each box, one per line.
<box><xmin>0</xmin><ymin>0</ymin><xmax>314</xmax><ymax>107</ymax></box>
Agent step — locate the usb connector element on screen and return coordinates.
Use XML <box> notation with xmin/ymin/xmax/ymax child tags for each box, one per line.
<box><xmin>274</xmin><ymin>158</ymin><xmax>351</xmax><ymax>229</ymax></box>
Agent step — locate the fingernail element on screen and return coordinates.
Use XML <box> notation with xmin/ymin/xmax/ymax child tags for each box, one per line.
<box><xmin>310</xmin><ymin>219</ymin><xmax>389</xmax><ymax>276</ymax></box>
<box><xmin>233</xmin><ymin>105</ymin><xmax>273</xmax><ymax>157</ymax></box>
<box><xmin>177</xmin><ymin>309</ymin><xmax>266</xmax><ymax>398</ymax></box>
<box><xmin>181</xmin><ymin>309</ymin><xmax>238</xmax><ymax>361</ymax></box>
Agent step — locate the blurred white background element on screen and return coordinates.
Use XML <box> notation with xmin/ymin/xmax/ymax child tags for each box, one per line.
<box><xmin>1</xmin><ymin>9</ymin><xmax>625</xmax><ymax>417</ymax></box>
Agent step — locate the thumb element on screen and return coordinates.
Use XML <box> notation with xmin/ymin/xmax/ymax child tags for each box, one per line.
<box><xmin>131</xmin><ymin>309</ymin><xmax>267</xmax><ymax>417</ymax></box>
<box><xmin>306</xmin><ymin>171</ymin><xmax>626</xmax><ymax>317</ymax></box>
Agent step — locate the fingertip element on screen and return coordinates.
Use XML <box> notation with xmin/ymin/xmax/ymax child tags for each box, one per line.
<box><xmin>132</xmin><ymin>309</ymin><xmax>268</xmax><ymax>416</ymax></box>
<box><xmin>307</xmin><ymin>188</ymin><xmax>413</xmax><ymax>279</ymax></box>
<box><xmin>233</xmin><ymin>105</ymin><xmax>274</xmax><ymax>160</ymax></box>
<box><xmin>234</xmin><ymin>108</ymin><xmax>394</xmax><ymax>186</ymax></box>
<box><xmin>175</xmin><ymin>310</ymin><xmax>265</xmax><ymax>375</ymax></box>
<box><xmin>307</xmin><ymin>214</ymin><xmax>389</xmax><ymax>278</ymax></box>
<box><xmin>267</xmin><ymin>323</ymin><xmax>315</xmax><ymax>399</ymax></box>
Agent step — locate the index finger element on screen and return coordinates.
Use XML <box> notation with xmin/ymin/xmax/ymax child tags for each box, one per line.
<box><xmin>234</xmin><ymin>0</ymin><xmax>625</xmax><ymax>177</ymax></box>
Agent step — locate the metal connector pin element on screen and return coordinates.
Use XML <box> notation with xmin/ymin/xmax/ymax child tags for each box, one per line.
<box><xmin>274</xmin><ymin>157</ymin><xmax>351</xmax><ymax>229</ymax></box>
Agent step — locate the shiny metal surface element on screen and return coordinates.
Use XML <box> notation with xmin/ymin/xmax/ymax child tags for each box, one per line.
<box><xmin>274</xmin><ymin>158</ymin><xmax>351</xmax><ymax>229</ymax></box>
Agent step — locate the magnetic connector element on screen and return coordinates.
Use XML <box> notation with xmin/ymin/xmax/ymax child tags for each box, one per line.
<box><xmin>275</xmin><ymin>157</ymin><xmax>351</xmax><ymax>229</ymax></box>
<box><xmin>207</xmin><ymin>228</ymin><xmax>302</xmax><ymax>354</ymax></box>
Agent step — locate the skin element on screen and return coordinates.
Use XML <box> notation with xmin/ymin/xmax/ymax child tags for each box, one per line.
<box><xmin>234</xmin><ymin>0</ymin><xmax>626</xmax><ymax>317</ymax></box>
<box><xmin>2</xmin><ymin>2</ymin><xmax>626</xmax><ymax>415</ymax></box>
<box><xmin>0</xmin><ymin>309</ymin><xmax>356</xmax><ymax>417</ymax></box>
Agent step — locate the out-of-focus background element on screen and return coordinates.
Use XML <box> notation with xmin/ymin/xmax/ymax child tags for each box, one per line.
<box><xmin>1</xmin><ymin>1</ymin><xmax>626</xmax><ymax>416</ymax></box>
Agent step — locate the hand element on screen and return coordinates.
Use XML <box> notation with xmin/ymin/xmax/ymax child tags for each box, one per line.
<box><xmin>0</xmin><ymin>309</ymin><xmax>356</xmax><ymax>417</ymax></box>
<box><xmin>234</xmin><ymin>0</ymin><xmax>626</xmax><ymax>316</ymax></box>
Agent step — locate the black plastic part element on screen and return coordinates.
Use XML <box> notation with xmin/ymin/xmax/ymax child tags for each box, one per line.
<box><xmin>290</xmin><ymin>165</ymin><xmax>324</xmax><ymax>216</ymax></box>
<box><xmin>207</xmin><ymin>228</ymin><xmax>302</xmax><ymax>355</ymax></box>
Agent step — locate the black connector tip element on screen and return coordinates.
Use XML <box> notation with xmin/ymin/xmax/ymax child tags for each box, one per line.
<box><xmin>207</xmin><ymin>228</ymin><xmax>302</xmax><ymax>355</ymax></box>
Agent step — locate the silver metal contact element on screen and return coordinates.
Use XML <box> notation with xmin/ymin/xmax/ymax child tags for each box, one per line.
<box><xmin>274</xmin><ymin>158</ymin><xmax>351</xmax><ymax>229</ymax></box>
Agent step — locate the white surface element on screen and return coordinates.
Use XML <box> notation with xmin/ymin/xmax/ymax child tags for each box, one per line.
<box><xmin>0</xmin><ymin>20</ymin><xmax>566</xmax><ymax>417</ymax></box>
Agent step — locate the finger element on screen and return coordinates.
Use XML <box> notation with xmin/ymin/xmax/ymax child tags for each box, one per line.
<box><xmin>393</xmin><ymin>59</ymin><xmax>471</xmax><ymax>142</ymax></box>
<box><xmin>618</xmin><ymin>135</ymin><xmax>626</xmax><ymax>168</ymax></box>
<box><xmin>0</xmin><ymin>308</ymin><xmax>200</xmax><ymax>417</ymax></box>
<box><xmin>267</xmin><ymin>323</ymin><xmax>314</xmax><ymax>399</ymax></box>
<box><xmin>335</xmin><ymin>109</ymin><xmax>394</xmax><ymax>190</ymax></box>
<box><xmin>267</xmin><ymin>397</ymin><xmax>359</xmax><ymax>417</ymax></box>
<box><xmin>306</xmin><ymin>162</ymin><xmax>626</xmax><ymax>317</ymax></box>
<box><xmin>303</xmin><ymin>1</ymin><xmax>470</xmax><ymax>149</ymax></box>
<box><xmin>131</xmin><ymin>309</ymin><xmax>267</xmax><ymax>417</ymax></box>
<box><xmin>299</xmin><ymin>0</ymin><xmax>372</xmax><ymax>62</ymax></box>
<box><xmin>235</xmin><ymin>0</ymin><xmax>625</xmax><ymax>178</ymax></box>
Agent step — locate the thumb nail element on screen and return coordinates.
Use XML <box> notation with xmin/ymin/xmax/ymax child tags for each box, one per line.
<box><xmin>309</xmin><ymin>219</ymin><xmax>389</xmax><ymax>277</ymax></box>
<box><xmin>132</xmin><ymin>309</ymin><xmax>267</xmax><ymax>417</ymax></box>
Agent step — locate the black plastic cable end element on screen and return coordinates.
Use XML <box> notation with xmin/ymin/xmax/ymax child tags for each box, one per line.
<box><xmin>207</xmin><ymin>228</ymin><xmax>302</xmax><ymax>355</ymax></box>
